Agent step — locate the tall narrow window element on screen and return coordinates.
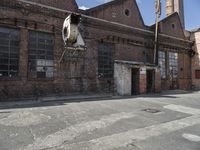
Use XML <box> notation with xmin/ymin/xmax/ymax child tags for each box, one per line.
<box><xmin>28</xmin><ymin>31</ymin><xmax>54</xmax><ymax>79</ymax></box>
<box><xmin>158</xmin><ymin>51</ymin><xmax>166</xmax><ymax>79</ymax></box>
<box><xmin>98</xmin><ymin>42</ymin><xmax>114</xmax><ymax>78</ymax></box>
<box><xmin>0</xmin><ymin>27</ymin><xmax>20</xmax><ymax>77</ymax></box>
<box><xmin>169</xmin><ymin>52</ymin><xmax>178</xmax><ymax>79</ymax></box>
<box><xmin>195</xmin><ymin>70</ymin><xmax>200</xmax><ymax>79</ymax></box>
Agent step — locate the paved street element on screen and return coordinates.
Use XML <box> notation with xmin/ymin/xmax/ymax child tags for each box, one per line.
<box><xmin>0</xmin><ymin>91</ymin><xmax>200</xmax><ymax>150</ymax></box>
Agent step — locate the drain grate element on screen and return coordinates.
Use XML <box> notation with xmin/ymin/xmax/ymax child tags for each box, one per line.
<box><xmin>142</xmin><ymin>108</ymin><xmax>161</xmax><ymax>114</ymax></box>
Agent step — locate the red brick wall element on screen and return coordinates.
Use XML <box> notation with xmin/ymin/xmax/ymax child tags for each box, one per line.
<box><xmin>160</xmin><ymin>52</ymin><xmax>191</xmax><ymax>90</ymax></box>
<box><xmin>0</xmin><ymin>1</ymin><xmax>81</xmax><ymax>100</ymax></box>
<box><xmin>0</xmin><ymin>0</ymin><xmax>193</xmax><ymax>100</ymax></box>
<box><xmin>24</xmin><ymin>0</ymin><xmax>78</xmax><ymax>10</ymax></box>
<box><xmin>155</xmin><ymin>68</ymin><xmax>161</xmax><ymax>92</ymax></box>
<box><xmin>139</xmin><ymin>74</ymin><xmax>146</xmax><ymax>94</ymax></box>
<box><xmin>87</xmin><ymin>0</ymin><xmax>145</xmax><ymax>29</ymax></box>
<box><xmin>160</xmin><ymin>13</ymin><xmax>185</xmax><ymax>39</ymax></box>
<box><xmin>139</xmin><ymin>67</ymin><xmax>147</xmax><ymax>94</ymax></box>
<box><xmin>191</xmin><ymin>31</ymin><xmax>200</xmax><ymax>89</ymax></box>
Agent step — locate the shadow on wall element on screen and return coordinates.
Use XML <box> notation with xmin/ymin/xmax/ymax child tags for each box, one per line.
<box><xmin>0</xmin><ymin>85</ymin><xmax>9</xmax><ymax>100</ymax></box>
<box><xmin>0</xmin><ymin>82</ymin><xmax>84</xmax><ymax>101</ymax></box>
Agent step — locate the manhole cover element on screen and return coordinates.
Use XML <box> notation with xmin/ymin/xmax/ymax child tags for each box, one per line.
<box><xmin>142</xmin><ymin>108</ymin><xmax>161</xmax><ymax>114</ymax></box>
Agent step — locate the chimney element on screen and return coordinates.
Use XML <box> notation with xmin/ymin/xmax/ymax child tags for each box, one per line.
<box><xmin>166</xmin><ymin>0</ymin><xmax>174</xmax><ymax>16</ymax></box>
<box><xmin>166</xmin><ymin>0</ymin><xmax>185</xmax><ymax>29</ymax></box>
<box><xmin>174</xmin><ymin>0</ymin><xmax>185</xmax><ymax>29</ymax></box>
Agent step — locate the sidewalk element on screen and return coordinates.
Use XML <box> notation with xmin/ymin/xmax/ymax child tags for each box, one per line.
<box><xmin>40</xmin><ymin>94</ymin><xmax>113</xmax><ymax>102</ymax></box>
<box><xmin>0</xmin><ymin>90</ymin><xmax>199</xmax><ymax>109</ymax></box>
<box><xmin>0</xmin><ymin>94</ymin><xmax>113</xmax><ymax>109</ymax></box>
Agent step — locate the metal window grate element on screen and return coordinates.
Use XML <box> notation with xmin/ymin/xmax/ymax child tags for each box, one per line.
<box><xmin>169</xmin><ymin>52</ymin><xmax>178</xmax><ymax>79</ymax></box>
<box><xmin>0</xmin><ymin>27</ymin><xmax>20</xmax><ymax>77</ymax></box>
<box><xmin>98</xmin><ymin>42</ymin><xmax>114</xmax><ymax>78</ymax></box>
<box><xmin>28</xmin><ymin>31</ymin><xmax>54</xmax><ymax>79</ymax></box>
<box><xmin>158</xmin><ymin>51</ymin><xmax>166</xmax><ymax>79</ymax></box>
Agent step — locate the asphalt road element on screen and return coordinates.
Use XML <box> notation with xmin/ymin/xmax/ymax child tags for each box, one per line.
<box><xmin>0</xmin><ymin>91</ymin><xmax>200</xmax><ymax>150</ymax></box>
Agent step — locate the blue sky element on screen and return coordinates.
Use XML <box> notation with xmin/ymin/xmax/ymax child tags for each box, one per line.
<box><xmin>76</xmin><ymin>0</ymin><xmax>200</xmax><ymax>30</ymax></box>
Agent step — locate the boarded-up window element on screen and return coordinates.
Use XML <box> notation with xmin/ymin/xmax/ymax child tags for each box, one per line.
<box><xmin>28</xmin><ymin>31</ymin><xmax>54</xmax><ymax>79</ymax></box>
<box><xmin>169</xmin><ymin>52</ymin><xmax>178</xmax><ymax>79</ymax></box>
<box><xmin>0</xmin><ymin>27</ymin><xmax>20</xmax><ymax>77</ymax></box>
<box><xmin>98</xmin><ymin>42</ymin><xmax>114</xmax><ymax>78</ymax></box>
<box><xmin>195</xmin><ymin>70</ymin><xmax>200</xmax><ymax>79</ymax></box>
<box><xmin>158</xmin><ymin>51</ymin><xmax>166</xmax><ymax>79</ymax></box>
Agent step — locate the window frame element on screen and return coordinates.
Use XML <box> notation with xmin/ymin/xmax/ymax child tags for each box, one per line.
<box><xmin>28</xmin><ymin>30</ymin><xmax>54</xmax><ymax>80</ymax></box>
<box><xmin>124</xmin><ymin>8</ymin><xmax>131</xmax><ymax>17</ymax></box>
<box><xmin>0</xmin><ymin>26</ymin><xmax>20</xmax><ymax>79</ymax></box>
<box><xmin>158</xmin><ymin>51</ymin><xmax>166</xmax><ymax>79</ymax></box>
<box><xmin>195</xmin><ymin>70</ymin><xmax>200</xmax><ymax>79</ymax></box>
<box><xmin>171</xmin><ymin>23</ymin><xmax>176</xmax><ymax>29</ymax></box>
<box><xmin>169</xmin><ymin>52</ymin><xmax>178</xmax><ymax>79</ymax></box>
<box><xmin>98</xmin><ymin>42</ymin><xmax>114</xmax><ymax>79</ymax></box>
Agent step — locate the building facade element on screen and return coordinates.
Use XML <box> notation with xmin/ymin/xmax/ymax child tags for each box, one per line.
<box><xmin>190</xmin><ymin>28</ymin><xmax>200</xmax><ymax>90</ymax></box>
<box><xmin>0</xmin><ymin>0</ymin><xmax>197</xmax><ymax>100</ymax></box>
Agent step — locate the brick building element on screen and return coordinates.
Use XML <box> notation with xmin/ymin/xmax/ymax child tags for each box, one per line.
<box><xmin>0</xmin><ymin>0</ymin><xmax>198</xmax><ymax>100</ymax></box>
<box><xmin>190</xmin><ymin>28</ymin><xmax>200</xmax><ymax>90</ymax></box>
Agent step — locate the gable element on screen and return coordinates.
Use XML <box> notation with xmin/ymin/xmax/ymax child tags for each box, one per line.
<box><xmin>32</xmin><ymin>0</ymin><xmax>78</xmax><ymax>11</ymax></box>
<box><xmin>86</xmin><ymin>0</ymin><xmax>145</xmax><ymax>29</ymax></box>
<box><xmin>159</xmin><ymin>13</ymin><xmax>186</xmax><ymax>39</ymax></box>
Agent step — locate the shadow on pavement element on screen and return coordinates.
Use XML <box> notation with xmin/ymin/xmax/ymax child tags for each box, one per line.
<box><xmin>0</xmin><ymin>90</ymin><xmax>198</xmax><ymax>110</ymax></box>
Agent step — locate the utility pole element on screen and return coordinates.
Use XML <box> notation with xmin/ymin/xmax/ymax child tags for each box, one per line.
<box><xmin>152</xmin><ymin>0</ymin><xmax>161</xmax><ymax>93</ymax></box>
<box><xmin>154</xmin><ymin>0</ymin><xmax>161</xmax><ymax>65</ymax></box>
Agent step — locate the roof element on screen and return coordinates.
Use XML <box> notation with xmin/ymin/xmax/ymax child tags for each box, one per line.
<box><xmin>85</xmin><ymin>0</ymin><xmax>145</xmax><ymax>27</ymax></box>
<box><xmin>150</xmin><ymin>12</ymin><xmax>179</xmax><ymax>28</ymax></box>
<box><xmin>86</xmin><ymin>0</ymin><xmax>127</xmax><ymax>12</ymax></box>
<box><xmin>190</xmin><ymin>27</ymin><xmax>200</xmax><ymax>32</ymax></box>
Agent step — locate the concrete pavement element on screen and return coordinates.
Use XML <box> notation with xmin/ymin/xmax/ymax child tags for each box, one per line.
<box><xmin>0</xmin><ymin>91</ymin><xmax>200</xmax><ymax>150</ymax></box>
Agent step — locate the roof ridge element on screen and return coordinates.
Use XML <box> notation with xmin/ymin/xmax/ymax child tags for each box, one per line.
<box><xmin>86</xmin><ymin>0</ymin><xmax>128</xmax><ymax>12</ymax></box>
<box><xmin>150</xmin><ymin>12</ymin><xmax>178</xmax><ymax>27</ymax></box>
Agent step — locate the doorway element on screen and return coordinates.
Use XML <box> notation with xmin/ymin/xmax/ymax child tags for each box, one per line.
<box><xmin>132</xmin><ymin>68</ymin><xmax>139</xmax><ymax>95</ymax></box>
<box><xmin>146</xmin><ymin>69</ymin><xmax>155</xmax><ymax>93</ymax></box>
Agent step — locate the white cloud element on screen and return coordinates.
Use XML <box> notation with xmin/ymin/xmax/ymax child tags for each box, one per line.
<box><xmin>79</xmin><ymin>6</ymin><xmax>89</xmax><ymax>10</ymax></box>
